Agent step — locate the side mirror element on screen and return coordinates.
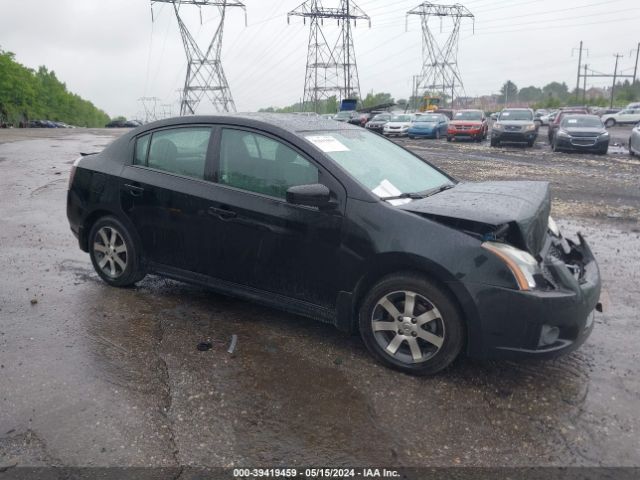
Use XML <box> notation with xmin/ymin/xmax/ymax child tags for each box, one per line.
<box><xmin>286</xmin><ymin>184</ymin><xmax>335</xmax><ymax>209</ymax></box>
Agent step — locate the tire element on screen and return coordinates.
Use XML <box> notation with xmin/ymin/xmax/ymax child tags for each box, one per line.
<box><xmin>88</xmin><ymin>216</ymin><xmax>145</xmax><ymax>287</ymax></box>
<box><xmin>597</xmin><ymin>147</ymin><xmax>608</xmax><ymax>155</ymax></box>
<box><xmin>435</xmin><ymin>130</ymin><xmax>441</xmax><ymax>140</ymax></box>
<box><xmin>605</xmin><ymin>118</ymin><xmax>616</xmax><ymax>128</ymax></box>
<box><xmin>490</xmin><ymin>138</ymin><xmax>499</xmax><ymax>147</ymax></box>
<box><xmin>527</xmin><ymin>140</ymin><xmax>535</xmax><ymax>148</ymax></box>
<box><xmin>446</xmin><ymin>136</ymin><xmax>452</xmax><ymax>142</ymax></box>
<box><xmin>358</xmin><ymin>273</ymin><xmax>465</xmax><ymax>376</ymax></box>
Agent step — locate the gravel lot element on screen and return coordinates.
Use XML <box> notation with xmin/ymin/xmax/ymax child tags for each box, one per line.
<box><xmin>0</xmin><ymin>127</ymin><xmax>639</xmax><ymax>474</ymax></box>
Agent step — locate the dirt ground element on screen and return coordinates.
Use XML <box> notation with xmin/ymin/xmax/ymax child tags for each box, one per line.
<box><xmin>0</xmin><ymin>127</ymin><xmax>639</xmax><ymax>475</ymax></box>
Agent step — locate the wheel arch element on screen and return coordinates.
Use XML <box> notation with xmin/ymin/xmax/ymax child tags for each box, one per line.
<box><xmin>338</xmin><ymin>252</ymin><xmax>480</xmax><ymax>352</ymax></box>
<box><xmin>80</xmin><ymin>208</ymin><xmax>141</xmax><ymax>256</ymax></box>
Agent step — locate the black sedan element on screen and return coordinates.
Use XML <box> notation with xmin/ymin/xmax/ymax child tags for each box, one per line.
<box><xmin>67</xmin><ymin>114</ymin><xmax>601</xmax><ymax>375</ymax></box>
<box><xmin>551</xmin><ymin>115</ymin><xmax>609</xmax><ymax>154</ymax></box>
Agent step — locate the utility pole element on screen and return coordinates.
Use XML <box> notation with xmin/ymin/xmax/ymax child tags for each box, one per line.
<box><xmin>406</xmin><ymin>2</ymin><xmax>474</xmax><ymax>110</ymax></box>
<box><xmin>633</xmin><ymin>42</ymin><xmax>640</xmax><ymax>84</ymax></box>
<box><xmin>572</xmin><ymin>41</ymin><xmax>586</xmax><ymax>96</ymax></box>
<box><xmin>150</xmin><ymin>0</ymin><xmax>247</xmax><ymax>115</ymax></box>
<box><xmin>583</xmin><ymin>64</ymin><xmax>587</xmax><ymax>103</ymax></box>
<box><xmin>611</xmin><ymin>54</ymin><xmax>622</xmax><ymax>108</ymax></box>
<box><xmin>288</xmin><ymin>0</ymin><xmax>370</xmax><ymax>112</ymax></box>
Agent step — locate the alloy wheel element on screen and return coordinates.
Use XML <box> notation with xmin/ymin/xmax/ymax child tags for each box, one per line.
<box><xmin>93</xmin><ymin>226</ymin><xmax>128</xmax><ymax>278</ymax></box>
<box><xmin>371</xmin><ymin>290</ymin><xmax>445</xmax><ymax>364</ymax></box>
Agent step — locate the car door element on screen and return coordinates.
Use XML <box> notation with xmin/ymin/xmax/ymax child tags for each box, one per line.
<box><xmin>204</xmin><ymin>127</ymin><xmax>346</xmax><ymax>309</ymax></box>
<box><xmin>119</xmin><ymin>125</ymin><xmax>216</xmax><ymax>274</ymax></box>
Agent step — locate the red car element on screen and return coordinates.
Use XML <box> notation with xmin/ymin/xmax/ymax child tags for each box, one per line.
<box><xmin>447</xmin><ymin>109</ymin><xmax>488</xmax><ymax>142</ymax></box>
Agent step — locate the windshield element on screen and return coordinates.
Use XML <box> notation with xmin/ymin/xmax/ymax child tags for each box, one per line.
<box><xmin>499</xmin><ymin>110</ymin><xmax>533</xmax><ymax>121</ymax></box>
<box><xmin>415</xmin><ymin>115</ymin><xmax>441</xmax><ymax>122</ymax></box>
<box><xmin>390</xmin><ymin>115</ymin><xmax>412</xmax><ymax>122</ymax></box>
<box><xmin>304</xmin><ymin>130</ymin><xmax>452</xmax><ymax>199</ymax></box>
<box><xmin>561</xmin><ymin>116</ymin><xmax>603</xmax><ymax>128</ymax></box>
<box><xmin>371</xmin><ymin>114</ymin><xmax>391</xmax><ymax>121</ymax></box>
<box><xmin>334</xmin><ymin>111</ymin><xmax>352</xmax><ymax>119</ymax></box>
<box><xmin>454</xmin><ymin>111</ymin><xmax>482</xmax><ymax>121</ymax></box>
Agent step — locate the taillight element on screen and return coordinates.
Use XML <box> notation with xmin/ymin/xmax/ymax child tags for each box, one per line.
<box><xmin>68</xmin><ymin>156</ymin><xmax>82</xmax><ymax>189</ymax></box>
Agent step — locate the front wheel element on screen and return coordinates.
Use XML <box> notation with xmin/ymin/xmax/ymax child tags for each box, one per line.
<box><xmin>89</xmin><ymin>216</ymin><xmax>145</xmax><ymax>287</ymax></box>
<box><xmin>359</xmin><ymin>274</ymin><xmax>464</xmax><ymax>376</ymax></box>
<box><xmin>435</xmin><ymin>130</ymin><xmax>441</xmax><ymax>140</ymax></box>
<box><xmin>490</xmin><ymin>138</ymin><xmax>499</xmax><ymax>147</ymax></box>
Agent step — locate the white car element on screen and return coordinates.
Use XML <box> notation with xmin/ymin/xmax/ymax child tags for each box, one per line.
<box><xmin>538</xmin><ymin>110</ymin><xmax>557</xmax><ymax>126</ymax></box>
<box><xmin>629</xmin><ymin>122</ymin><xmax>640</xmax><ymax>157</ymax></box>
<box><xmin>383</xmin><ymin>114</ymin><xmax>415</xmax><ymax>137</ymax></box>
<box><xmin>601</xmin><ymin>108</ymin><xmax>640</xmax><ymax>127</ymax></box>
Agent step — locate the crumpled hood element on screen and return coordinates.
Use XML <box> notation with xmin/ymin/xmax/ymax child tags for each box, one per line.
<box><xmin>398</xmin><ymin>181</ymin><xmax>551</xmax><ymax>255</ymax></box>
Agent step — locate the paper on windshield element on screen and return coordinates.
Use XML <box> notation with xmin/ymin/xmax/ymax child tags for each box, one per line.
<box><xmin>372</xmin><ymin>179</ymin><xmax>411</xmax><ymax>206</ymax></box>
<box><xmin>305</xmin><ymin>135</ymin><xmax>350</xmax><ymax>153</ymax></box>
<box><xmin>567</xmin><ymin>119</ymin><xmax>578</xmax><ymax>123</ymax></box>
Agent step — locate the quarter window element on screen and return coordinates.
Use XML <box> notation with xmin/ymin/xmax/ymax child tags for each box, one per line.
<box><xmin>219</xmin><ymin>129</ymin><xmax>319</xmax><ymax>198</ymax></box>
<box><xmin>136</xmin><ymin>127</ymin><xmax>211</xmax><ymax>180</ymax></box>
<box><xmin>134</xmin><ymin>133</ymin><xmax>150</xmax><ymax>166</ymax></box>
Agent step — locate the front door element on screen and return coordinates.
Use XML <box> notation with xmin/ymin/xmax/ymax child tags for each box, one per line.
<box><xmin>204</xmin><ymin>127</ymin><xmax>345</xmax><ymax>309</ymax></box>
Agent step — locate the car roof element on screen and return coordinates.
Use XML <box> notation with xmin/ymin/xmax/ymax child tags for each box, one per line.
<box><xmin>138</xmin><ymin>113</ymin><xmax>360</xmax><ymax>134</ymax></box>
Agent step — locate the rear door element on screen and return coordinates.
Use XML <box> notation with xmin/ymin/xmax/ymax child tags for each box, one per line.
<box><xmin>204</xmin><ymin>127</ymin><xmax>346</xmax><ymax>309</ymax></box>
<box><xmin>119</xmin><ymin>125</ymin><xmax>215</xmax><ymax>274</ymax></box>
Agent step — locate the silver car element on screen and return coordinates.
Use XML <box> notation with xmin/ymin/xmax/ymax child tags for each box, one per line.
<box><xmin>629</xmin><ymin>122</ymin><xmax>640</xmax><ymax>157</ymax></box>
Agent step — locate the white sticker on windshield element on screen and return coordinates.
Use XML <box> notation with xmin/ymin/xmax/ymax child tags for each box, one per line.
<box><xmin>372</xmin><ymin>179</ymin><xmax>411</xmax><ymax>206</ymax></box>
<box><xmin>568</xmin><ymin>119</ymin><xmax>578</xmax><ymax>123</ymax></box>
<box><xmin>305</xmin><ymin>135</ymin><xmax>350</xmax><ymax>152</ymax></box>
<box><xmin>502</xmin><ymin>112</ymin><xmax>510</xmax><ymax>116</ymax></box>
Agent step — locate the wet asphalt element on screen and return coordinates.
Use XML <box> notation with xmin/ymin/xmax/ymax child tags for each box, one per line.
<box><xmin>0</xmin><ymin>127</ymin><xmax>639</xmax><ymax>470</ymax></box>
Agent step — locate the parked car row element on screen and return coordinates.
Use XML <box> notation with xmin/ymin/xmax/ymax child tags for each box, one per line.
<box><xmin>29</xmin><ymin>120</ymin><xmax>75</xmax><ymax>128</ymax></box>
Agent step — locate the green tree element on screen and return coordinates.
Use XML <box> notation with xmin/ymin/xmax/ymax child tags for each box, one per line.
<box><xmin>499</xmin><ymin>80</ymin><xmax>518</xmax><ymax>104</ymax></box>
<box><xmin>361</xmin><ymin>91</ymin><xmax>394</xmax><ymax>109</ymax></box>
<box><xmin>542</xmin><ymin>81</ymin><xmax>569</xmax><ymax>101</ymax></box>
<box><xmin>518</xmin><ymin>86</ymin><xmax>542</xmax><ymax>102</ymax></box>
<box><xmin>0</xmin><ymin>47</ymin><xmax>109</xmax><ymax>127</ymax></box>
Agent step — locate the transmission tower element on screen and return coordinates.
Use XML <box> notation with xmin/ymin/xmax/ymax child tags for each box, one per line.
<box><xmin>138</xmin><ymin>96</ymin><xmax>160</xmax><ymax>123</ymax></box>
<box><xmin>151</xmin><ymin>0</ymin><xmax>246</xmax><ymax>115</ymax></box>
<box><xmin>406</xmin><ymin>2</ymin><xmax>474</xmax><ymax>108</ymax></box>
<box><xmin>288</xmin><ymin>0</ymin><xmax>370</xmax><ymax>113</ymax></box>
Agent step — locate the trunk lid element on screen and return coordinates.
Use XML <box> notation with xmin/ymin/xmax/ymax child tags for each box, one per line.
<box><xmin>398</xmin><ymin>181</ymin><xmax>551</xmax><ymax>255</ymax></box>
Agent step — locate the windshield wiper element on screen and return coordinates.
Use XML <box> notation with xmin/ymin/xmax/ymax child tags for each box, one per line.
<box><xmin>379</xmin><ymin>192</ymin><xmax>426</xmax><ymax>201</ymax></box>
<box><xmin>423</xmin><ymin>183</ymin><xmax>455</xmax><ymax>197</ymax></box>
<box><xmin>380</xmin><ymin>184</ymin><xmax>455</xmax><ymax>202</ymax></box>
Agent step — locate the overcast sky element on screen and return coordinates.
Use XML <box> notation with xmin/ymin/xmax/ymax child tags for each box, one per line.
<box><xmin>1</xmin><ymin>0</ymin><xmax>638</xmax><ymax>119</ymax></box>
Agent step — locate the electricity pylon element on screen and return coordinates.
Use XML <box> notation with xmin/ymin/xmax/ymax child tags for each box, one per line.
<box><xmin>288</xmin><ymin>0</ymin><xmax>370</xmax><ymax>113</ymax></box>
<box><xmin>406</xmin><ymin>2</ymin><xmax>474</xmax><ymax>108</ymax></box>
<box><xmin>138</xmin><ymin>96</ymin><xmax>160</xmax><ymax>123</ymax></box>
<box><xmin>151</xmin><ymin>0</ymin><xmax>246</xmax><ymax>115</ymax></box>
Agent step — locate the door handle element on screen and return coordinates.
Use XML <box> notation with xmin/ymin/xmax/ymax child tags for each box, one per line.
<box><xmin>124</xmin><ymin>184</ymin><xmax>144</xmax><ymax>197</ymax></box>
<box><xmin>208</xmin><ymin>206</ymin><xmax>237</xmax><ymax>220</ymax></box>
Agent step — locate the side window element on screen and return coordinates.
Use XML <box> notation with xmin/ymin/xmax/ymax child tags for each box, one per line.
<box><xmin>134</xmin><ymin>133</ymin><xmax>150</xmax><ymax>166</ymax></box>
<box><xmin>219</xmin><ymin>129</ymin><xmax>319</xmax><ymax>198</ymax></box>
<box><xmin>145</xmin><ymin>127</ymin><xmax>211</xmax><ymax>179</ymax></box>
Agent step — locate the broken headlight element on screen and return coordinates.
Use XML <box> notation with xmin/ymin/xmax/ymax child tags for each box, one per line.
<box><xmin>482</xmin><ymin>241</ymin><xmax>540</xmax><ymax>291</ymax></box>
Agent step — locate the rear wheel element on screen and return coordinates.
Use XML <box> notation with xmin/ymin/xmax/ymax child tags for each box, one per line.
<box><xmin>89</xmin><ymin>216</ymin><xmax>145</xmax><ymax>287</ymax></box>
<box><xmin>359</xmin><ymin>274</ymin><xmax>464</xmax><ymax>376</ymax></box>
<box><xmin>605</xmin><ymin>118</ymin><xmax>616</xmax><ymax>128</ymax></box>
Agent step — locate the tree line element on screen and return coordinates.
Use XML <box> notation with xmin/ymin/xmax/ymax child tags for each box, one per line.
<box><xmin>498</xmin><ymin>79</ymin><xmax>640</xmax><ymax>108</ymax></box>
<box><xmin>0</xmin><ymin>48</ymin><xmax>110</xmax><ymax>127</ymax></box>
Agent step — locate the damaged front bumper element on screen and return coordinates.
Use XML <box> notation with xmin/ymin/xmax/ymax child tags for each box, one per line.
<box><xmin>464</xmin><ymin>233</ymin><xmax>601</xmax><ymax>359</ymax></box>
